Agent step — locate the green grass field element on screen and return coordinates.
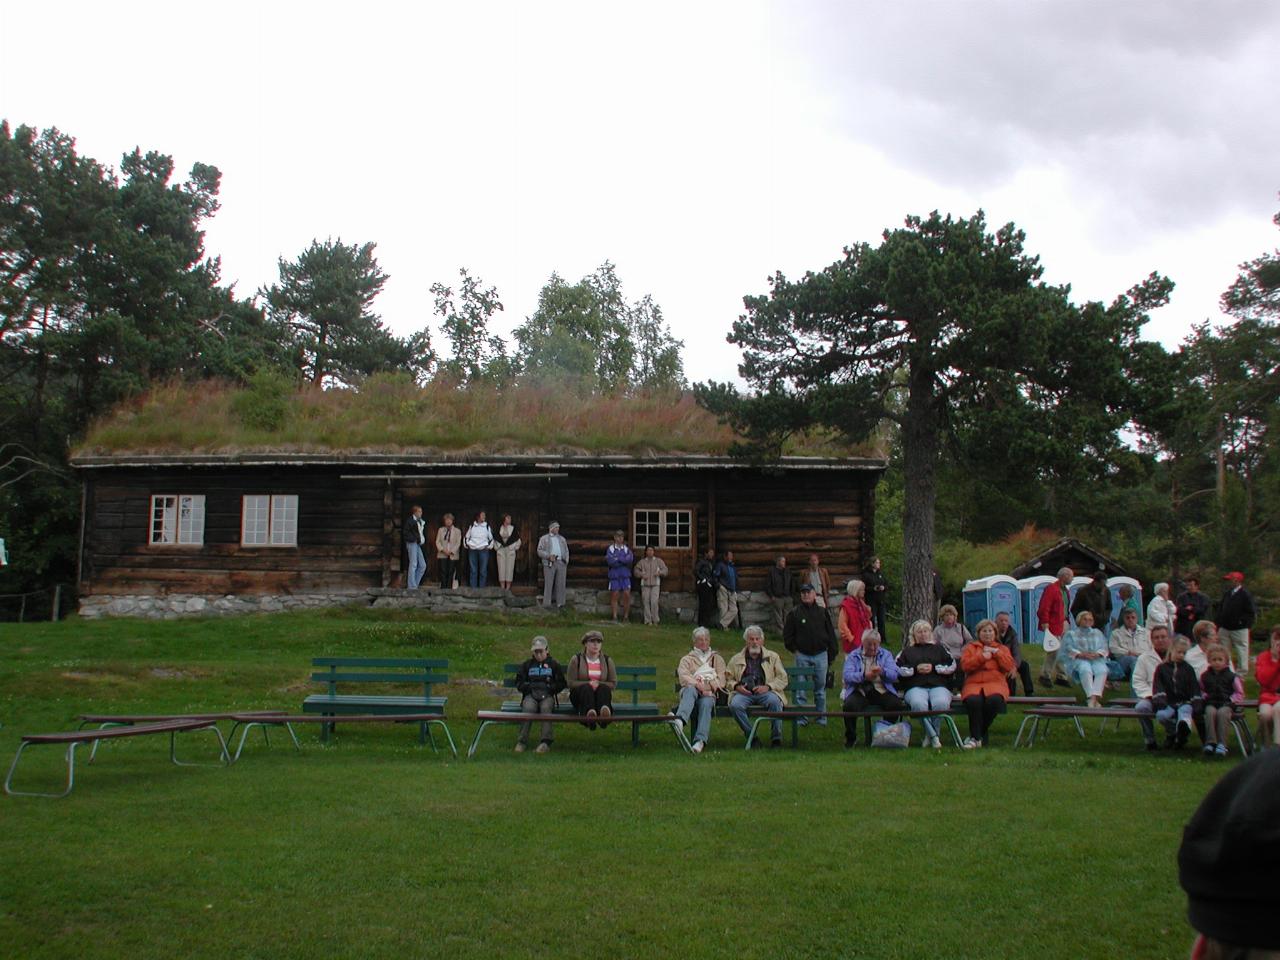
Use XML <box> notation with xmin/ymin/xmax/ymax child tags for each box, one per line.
<box><xmin>0</xmin><ymin>609</ymin><xmax>1229</xmax><ymax>959</ymax></box>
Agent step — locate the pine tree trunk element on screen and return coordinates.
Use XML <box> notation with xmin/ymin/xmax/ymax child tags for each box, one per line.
<box><xmin>901</xmin><ymin>372</ymin><xmax>940</xmax><ymax>626</ymax></box>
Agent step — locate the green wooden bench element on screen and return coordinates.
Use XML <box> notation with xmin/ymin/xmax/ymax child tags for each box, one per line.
<box><xmin>500</xmin><ymin>663</ymin><xmax>659</xmax><ymax>746</ymax></box>
<box><xmin>302</xmin><ymin>657</ymin><xmax>454</xmax><ymax>751</ymax></box>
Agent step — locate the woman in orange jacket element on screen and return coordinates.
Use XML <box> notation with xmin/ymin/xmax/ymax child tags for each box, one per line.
<box><xmin>960</xmin><ymin>618</ymin><xmax>1015</xmax><ymax>749</ymax></box>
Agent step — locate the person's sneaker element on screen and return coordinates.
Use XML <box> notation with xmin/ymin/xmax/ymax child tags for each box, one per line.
<box><xmin>1203</xmin><ymin>743</ymin><xmax>1216</xmax><ymax>756</ymax></box>
<box><xmin>535</xmin><ymin>741</ymin><xmax>550</xmax><ymax>754</ymax></box>
<box><xmin>598</xmin><ymin>705</ymin><xmax>612</xmax><ymax>729</ymax></box>
<box><xmin>962</xmin><ymin>737</ymin><xmax>978</xmax><ymax>750</ymax></box>
<box><xmin>691</xmin><ymin>740</ymin><xmax>705</xmax><ymax>755</ymax></box>
<box><xmin>514</xmin><ymin>742</ymin><xmax>526</xmax><ymax>753</ymax></box>
<box><xmin>770</xmin><ymin>738</ymin><xmax>783</xmax><ymax>749</ymax></box>
<box><xmin>1215</xmin><ymin>743</ymin><xmax>1229</xmax><ymax>757</ymax></box>
<box><xmin>815</xmin><ymin>719</ymin><xmax>828</xmax><ymax>728</ymax></box>
<box><xmin>796</xmin><ymin>716</ymin><xmax>809</xmax><ymax>727</ymax></box>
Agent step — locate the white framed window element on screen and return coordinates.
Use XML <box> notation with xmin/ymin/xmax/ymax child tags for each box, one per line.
<box><xmin>633</xmin><ymin>508</ymin><xmax>692</xmax><ymax>549</ymax></box>
<box><xmin>241</xmin><ymin>494</ymin><xmax>298</xmax><ymax>547</ymax></box>
<box><xmin>150</xmin><ymin>495</ymin><xmax>205</xmax><ymax>545</ymax></box>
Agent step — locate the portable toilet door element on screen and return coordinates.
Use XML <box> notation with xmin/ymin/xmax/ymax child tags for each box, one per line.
<box><xmin>962</xmin><ymin>575</ymin><xmax>1022</xmax><ymax>637</ymax></box>
<box><xmin>1018</xmin><ymin>575</ymin><xmax>1057</xmax><ymax>646</ymax></box>
<box><xmin>1107</xmin><ymin>577</ymin><xmax>1144</xmax><ymax>633</ymax></box>
<box><xmin>1068</xmin><ymin>576</ymin><xmax>1094</xmax><ymax>626</ymax></box>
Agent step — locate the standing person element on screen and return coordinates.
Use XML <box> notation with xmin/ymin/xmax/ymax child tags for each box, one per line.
<box><xmin>765</xmin><ymin>556</ymin><xmax>795</xmax><ymax>633</ymax></box>
<box><xmin>714</xmin><ymin>550</ymin><xmax>740</xmax><ymax>630</ymax></box>
<box><xmin>960</xmin><ymin>619</ymin><xmax>1015</xmax><ymax>748</ymax></box>
<box><xmin>995</xmin><ymin>610</ymin><xmax>1034</xmax><ymax>697</ymax></box>
<box><xmin>1036</xmin><ymin>566</ymin><xmax>1074</xmax><ymax>688</ymax></box>
<box><xmin>435</xmin><ymin>513</ymin><xmax>461</xmax><ymax>589</ymax></box>
<box><xmin>864</xmin><ymin>556</ymin><xmax>889</xmax><ymax>639</ymax></box>
<box><xmin>403</xmin><ymin>504</ymin><xmax>427</xmax><ymax>589</ymax></box>
<box><xmin>1215</xmin><ymin>571</ymin><xmax>1257</xmax><ymax>676</ymax></box>
<box><xmin>896</xmin><ymin>619</ymin><xmax>956</xmax><ymax>749</ymax></box>
<box><xmin>1174</xmin><ymin>576</ymin><xmax>1211</xmax><ymax>639</ymax></box>
<box><xmin>605</xmin><ymin>530</ymin><xmax>635</xmax><ymax>624</ymax></box>
<box><xmin>633</xmin><ymin>545</ymin><xmax>669</xmax><ymax>626</ymax></box>
<box><xmin>1063</xmin><ymin>609</ymin><xmax>1110</xmax><ymax>708</ymax></box>
<box><xmin>670</xmin><ymin>627</ymin><xmax>727</xmax><ymax>754</ymax></box>
<box><xmin>1132</xmin><ymin>623</ymin><xmax>1171</xmax><ymax>750</ymax></box>
<box><xmin>694</xmin><ymin>547</ymin><xmax>718</xmax><ymax>629</ymax></box>
<box><xmin>494</xmin><ymin>513</ymin><xmax>521</xmax><ymax>591</ymax></box>
<box><xmin>536</xmin><ymin>521</ymin><xmax>569</xmax><ymax>611</ymax></box>
<box><xmin>1108</xmin><ymin>607</ymin><xmax>1151</xmax><ymax>683</ymax></box>
<box><xmin>464</xmin><ymin>511</ymin><xmax>495</xmax><ymax>588</ymax></box>
<box><xmin>841</xmin><ymin>629</ymin><xmax>904</xmax><ymax>747</ymax></box>
<box><xmin>837</xmin><ymin>580</ymin><xmax>873</xmax><ymax>654</ymax></box>
<box><xmin>726</xmin><ymin>625</ymin><xmax>789</xmax><ymax>748</ymax></box>
<box><xmin>1199</xmin><ymin>643</ymin><xmax>1244</xmax><ymax>758</ymax></box>
<box><xmin>1255</xmin><ymin>626</ymin><xmax>1280</xmax><ymax>748</ymax></box>
<box><xmin>513</xmin><ymin>636</ymin><xmax>566</xmax><ymax>754</ymax></box>
<box><xmin>1152</xmin><ymin>637</ymin><xmax>1201</xmax><ymax>749</ymax></box>
<box><xmin>1070</xmin><ymin>571</ymin><xmax>1112</xmax><ymax>634</ymax></box>
<box><xmin>804</xmin><ymin>553</ymin><xmax>832</xmax><ymax>600</ymax></box>
<box><xmin>783</xmin><ymin>582</ymin><xmax>838</xmax><ymax>725</ymax></box>
<box><xmin>1146</xmin><ymin>582</ymin><xmax>1176</xmax><ymax>634</ymax></box>
<box><xmin>566</xmin><ymin>630</ymin><xmax>616</xmax><ymax>729</ymax></box>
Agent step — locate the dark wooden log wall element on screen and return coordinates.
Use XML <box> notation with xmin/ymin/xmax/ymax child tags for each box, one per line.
<box><xmin>80</xmin><ymin>466</ymin><xmax>881</xmax><ymax>597</ymax></box>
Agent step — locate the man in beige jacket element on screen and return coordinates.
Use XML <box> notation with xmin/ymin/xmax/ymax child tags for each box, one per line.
<box><xmin>725</xmin><ymin>625</ymin><xmax>789</xmax><ymax>747</ymax></box>
<box><xmin>633</xmin><ymin>545</ymin><xmax>669</xmax><ymax>625</ymax></box>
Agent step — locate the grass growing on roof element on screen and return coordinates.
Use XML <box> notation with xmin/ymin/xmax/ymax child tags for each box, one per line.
<box><xmin>0</xmin><ymin>607</ymin><xmax>1224</xmax><ymax>959</ymax></box>
<box><xmin>77</xmin><ymin>374</ymin><xmax>877</xmax><ymax>459</ymax></box>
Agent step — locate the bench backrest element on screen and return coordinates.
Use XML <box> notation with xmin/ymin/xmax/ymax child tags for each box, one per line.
<box><xmin>312</xmin><ymin>657</ymin><xmax>449</xmax><ymax>699</ymax></box>
<box><xmin>504</xmin><ymin>663</ymin><xmax>656</xmax><ymax>705</ymax></box>
<box><xmin>786</xmin><ymin>664</ymin><xmax>818</xmax><ymax>705</ymax></box>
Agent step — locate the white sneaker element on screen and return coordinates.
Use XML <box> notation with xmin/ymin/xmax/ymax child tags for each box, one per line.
<box><xmin>962</xmin><ymin>737</ymin><xmax>978</xmax><ymax>750</ymax></box>
<box><xmin>691</xmin><ymin>741</ymin><xmax>705</xmax><ymax>755</ymax></box>
<box><xmin>669</xmin><ymin>713</ymin><xmax>685</xmax><ymax>732</ymax></box>
<box><xmin>931</xmin><ymin>736</ymin><xmax>942</xmax><ymax>749</ymax></box>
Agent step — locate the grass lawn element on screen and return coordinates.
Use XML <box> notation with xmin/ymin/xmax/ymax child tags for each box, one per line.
<box><xmin>0</xmin><ymin>608</ymin><xmax>1231</xmax><ymax>959</ymax></box>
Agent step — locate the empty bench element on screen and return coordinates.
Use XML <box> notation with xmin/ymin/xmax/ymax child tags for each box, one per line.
<box><xmin>302</xmin><ymin>657</ymin><xmax>455</xmax><ymax>751</ymax></box>
<box><xmin>499</xmin><ymin>662</ymin><xmax>658</xmax><ymax>746</ymax></box>
<box><xmin>5</xmin><ymin>719</ymin><xmax>227</xmax><ymax>798</ymax></box>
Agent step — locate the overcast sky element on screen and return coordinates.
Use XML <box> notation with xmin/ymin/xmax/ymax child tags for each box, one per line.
<box><xmin>2</xmin><ymin>1</ymin><xmax>1277</xmax><ymax>384</ymax></box>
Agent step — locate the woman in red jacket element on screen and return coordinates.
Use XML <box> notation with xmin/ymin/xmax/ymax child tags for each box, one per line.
<box><xmin>838</xmin><ymin>579</ymin><xmax>872</xmax><ymax>654</ymax></box>
<box><xmin>1256</xmin><ymin>626</ymin><xmax>1280</xmax><ymax>746</ymax></box>
<box><xmin>960</xmin><ymin>619</ymin><xmax>1015</xmax><ymax>749</ymax></box>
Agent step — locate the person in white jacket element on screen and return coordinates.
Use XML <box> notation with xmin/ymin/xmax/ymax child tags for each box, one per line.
<box><xmin>464</xmin><ymin>511</ymin><xmax>495</xmax><ymax>588</ymax></box>
<box><xmin>1132</xmin><ymin>623</ymin><xmax>1171</xmax><ymax>750</ymax></box>
<box><xmin>1146</xmin><ymin>582</ymin><xmax>1175</xmax><ymax>634</ymax></box>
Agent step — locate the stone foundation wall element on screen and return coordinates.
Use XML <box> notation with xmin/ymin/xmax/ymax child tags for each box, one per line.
<box><xmin>80</xmin><ymin>587</ymin><xmax>839</xmax><ymax>627</ymax></box>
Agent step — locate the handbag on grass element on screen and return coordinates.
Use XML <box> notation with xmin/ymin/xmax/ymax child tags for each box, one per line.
<box><xmin>871</xmin><ymin>719</ymin><xmax>911</xmax><ymax>749</ymax></box>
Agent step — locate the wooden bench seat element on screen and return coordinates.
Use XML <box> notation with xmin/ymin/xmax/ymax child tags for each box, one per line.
<box><xmin>301</xmin><ymin>657</ymin><xmax>454</xmax><ymax>750</ymax></box>
<box><xmin>742</xmin><ymin>708</ymin><xmax>965</xmax><ymax>749</ymax></box>
<box><xmin>469</xmin><ymin>710</ymin><xmax>682</xmax><ymax>758</ymax></box>
<box><xmin>227</xmin><ymin>713</ymin><xmax>456</xmax><ymax>761</ymax></box>
<box><xmin>5</xmin><ymin>719</ymin><xmax>227</xmax><ymax>798</ymax></box>
<box><xmin>500</xmin><ymin>663</ymin><xmax>659</xmax><ymax>746</ymax></box>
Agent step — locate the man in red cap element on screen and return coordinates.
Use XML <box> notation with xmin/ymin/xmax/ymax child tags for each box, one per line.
<box><xmin>1216</xmin><ymin>572</ymin><xmax>1257</xmax><ymax>676</ymax></box>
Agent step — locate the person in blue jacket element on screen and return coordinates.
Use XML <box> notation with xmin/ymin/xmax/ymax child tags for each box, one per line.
<box><xmin>841</xmin><ymin>629</ymin><xmax>905</xmax><ymax>748</ymax></box>
<box><xmin>605</xmin><ymin>530</ymin><xmax>635</xmax><ymax>624</ymax></box>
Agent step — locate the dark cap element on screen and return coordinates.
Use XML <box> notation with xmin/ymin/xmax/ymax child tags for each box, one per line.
<box><xmin>1179</xmin><ymin>750</ymin><xmax>1280</xmax><ymax>949</ymax></box>
<box><xmin>798</xmin><ymin>582</ymin><xmax>816</xmax><ymax>594</ymax></box>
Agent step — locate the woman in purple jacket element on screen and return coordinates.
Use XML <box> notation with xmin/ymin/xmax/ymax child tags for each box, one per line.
<box><xmin>841</xmin><ymin>629</ymin><xmax>904</xmax><ymax>748</ymax></box>
<box><xmin>606</xmin><ymin>530</ymin><xmax>635</xmax><ymax>624</ymax></box>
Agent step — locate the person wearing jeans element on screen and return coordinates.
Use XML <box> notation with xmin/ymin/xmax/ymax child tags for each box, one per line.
<box><xmin>513</xmin><ymin>635</ymin><xmax>566</xmax><ymax>754</ymax></box>
<box><xmin>1153</xmin><ymin>636</ymin><xmax>1202</xmax><ymax>749</ymax></box>
<box><xmin>403</xmin><ymin>504</ymin><xmax>427</xmax><ymax>589</ymax></box>
<box><xmin>896</xmin><ymin>618</ymin><xmax>957</xmax><ymax>748</ymax></box>
<box><xmin>726</xmin><ymin>626</ymin><xmax>788</xmax><ymax>746</ymax></box>
<box><xmin>671</xmin><ymin>627</ymin><xmax>726</xmax><ymax>754</ymax></box>
<box><xmin>783</xmin><ymin>582</ymin><xmax>838</xmax><ymax>726</ymax></box>
<box><xmin>464</xmin><ymin>511</ymin><xmax>494</xmax><ymax>588</ymax></box>
<box><xmin>1132</xmin><ymin>624</ymin><xmax>1171</xmax><ymax>749</ymax></box>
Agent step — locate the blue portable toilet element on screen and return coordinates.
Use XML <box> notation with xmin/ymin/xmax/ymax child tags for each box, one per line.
<box><xmin>962</xmin><ymin>575</ymin><xmax>1022</xmax><ymax>637</ymax></box>
<box><xmin>1018</xmin><ymin>575</ymin><xmax>1057</xmax><ymax>646</ymax></box>
<box><xmin>1107</xmin><ymin>576</ymin><xmax>1144</xmax><ymax>633</ymax></box>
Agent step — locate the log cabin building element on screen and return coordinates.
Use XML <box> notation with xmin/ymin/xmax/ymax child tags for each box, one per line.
<box><xmin>70</xmin><ymin>451</ymin><xmax>886</xmax><ymax>614</ymax></box>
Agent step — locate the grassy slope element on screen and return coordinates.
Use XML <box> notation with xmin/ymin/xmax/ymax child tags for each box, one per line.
<box><xmin>0</xmin><ymin>609</ymin><xmax>1227</xmax><ymax>960</ymax></box>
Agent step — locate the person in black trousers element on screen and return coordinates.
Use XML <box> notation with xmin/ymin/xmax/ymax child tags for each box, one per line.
<box><xmin>566</xmin><ymin>631</ymin><xmax>617</xmax><ymax>730</ymax></box>
<box><xmin>694</xmin><ymin>547</ymin><xmax>718</xmax><ymax>629</ymax></box>
<box><xmin>864</xmin><ymin>556</ymin><xmax>889</xmax><ymax>639</ymax></box>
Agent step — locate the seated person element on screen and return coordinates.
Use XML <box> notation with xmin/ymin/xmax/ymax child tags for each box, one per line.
<box><xmin>725</xmin><ymin>625</ymin><xmax>789</xmax><ymax>748</ymax></box>
<box><xmin>1153</xmin><ymin>636</ymin><xmax>1202</xmax><ymax>749</ymax></box>
<box><xmin>1108</xmin><ymin>607</ymin><xmax>1150</xmax><ymax>683</ymax></box>
<box><xmin>1132</xmin><ymin>623</ymin><xmax>1171</xmax><ymax>750</ymax></box>
<box><xmin>1063</xmin><ymin>609</ymin><xmax>1109</xmax><ymax>707</ymax></box>
<box><xmin>841</xmin><ymin>628</ymin><xmax>904</xmax><ymax>748</ymax></box>
<box><xmin>960</xmin><ymin>618</ymin><xmax>1014</xmax><ymax>748</ymax></box>
<box><xmin>566</xmin><ymin>630</ymin><xmax>617</xmax><ymax>730</ymax></box>
<box><xmin>1199</xmin><ymin>642</ymin><xmax>1244</xmax><ymax>759</ymax></box>
<box><xmin>513</xmin><ymin>635</ymin><xmax>567</xmax><ymax>754</ymax></box>
<box><xmin>995</xmin><ymin>610</ymin><xmax>1034</xmax><ymax>697</ymax></box>
<box><xmin>1257</xmin><ymin>626</ymin><xmax>1280</xmax><ymax>748</ymax></box>
<box><xmin>671</xmin><ymin>626</ymin><xmax>727</xmax><ymax>755</ymax></box>
<box><xmin>932</xmin><ymin>604</ymin><xmax>974</xmax><ymax>683</ymax></box>
<box><xmin>896</xmin><ymin>618</ymin><xmax>956</xmax><ymax>749</ymax></box>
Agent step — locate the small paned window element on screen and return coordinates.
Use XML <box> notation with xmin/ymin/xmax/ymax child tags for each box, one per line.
<box><xmin>242</xmin><ymin>494</ymin><xmax>298</xmax><ymax>546</ymax></box>
<box><xmin>633</xmin><ymin>509</ymin><xmax>691</xmax><ymax>549</ymax></box>
<box><xmin>150</xmin><ymin>495</ymin><xmax>205</xmax><ymax>545</ymax></box>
